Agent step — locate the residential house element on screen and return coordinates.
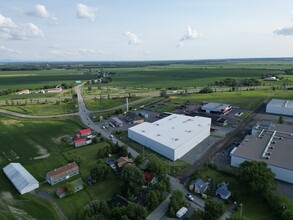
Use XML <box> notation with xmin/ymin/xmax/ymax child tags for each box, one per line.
<box><xmin>46</xmin><ymin>162</ymin><xmax>79</xmax><ymax>185</ymax></box>
<box><xmin>74</xmin><ymin>138</ymin><xmax>86</xmax><ymax>147</ymax></box>
<box><xmin>79</xmin><ymin>128</ymin><xmax>91</xmax><ymax>137</ymax></box>
<box><xmin>46</xmin><ymin>88</ymin><xmax>62</xmax><ymax>93</ymax></box>
<box><xmin>216</xmin><ymin>182</ymin><xmax>231</xmax><ymax>200</ymax></box>
<box><xmin>144</xmin><ymin>171</ymin><xmax>158</xmax><ymax>185</ymax></box>
<box><xmin>116</xmin><ymin>156</ymin><xmax>134</xmax><ymax>169</ymax></box>
<box><xmin>56</xmin><ymin>187</ymin><xmax>67</xmax><ymax>199</ymax></box>
<box><xmin>189</xmin><ymin>178</ymin><xmax>208</xmax><ymax>194</ymax></box>
<box><xmin>56</xmin><ymin>178</ymin><xmax>84</xmax><ymax>199</ymax></box>
<box><xmin>15</xmin><ymin>89</ymin><xmax>30</xmax><ymax>95</ymax></box>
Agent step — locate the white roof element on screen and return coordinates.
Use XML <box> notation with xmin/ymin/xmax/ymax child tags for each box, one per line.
<box><xmin>267</xmin><ymin>99</ymin><xmax>293</xmax><ymax>109</ymax></box>
<box><xmin>3</xmin><ymin>163</ymin><xmax>39</xmax><ymax>194</ymax></box>
<box><xmin>128</xmin><ymin>114</ymin><xmax>211</xmax><ymax>150</ymax></box>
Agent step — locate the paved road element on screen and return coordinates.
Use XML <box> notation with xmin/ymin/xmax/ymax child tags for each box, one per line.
<box><xmin>147</xmin><ymin>195</ymin><xmax>171</xmax><ymax>220</ymax></box>
<box><xmin>74</xmin><ymin>85</ymin><xmax>139</xmax><ymax>158</ymax></box>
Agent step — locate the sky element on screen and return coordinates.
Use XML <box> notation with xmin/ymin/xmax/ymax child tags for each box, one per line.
<box><xmin>1</xmin><ymin>0</ymin><xmax>293</xmax><ymax>61</ymax></box>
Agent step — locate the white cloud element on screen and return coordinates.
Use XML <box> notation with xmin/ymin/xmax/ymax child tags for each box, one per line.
<box><xmin>176</xmin><ymin>42</ymin><xmax>184</xmax><ymax>47</ymax></box>
<box><xmin>274</xmin><ymin>27</ymin><xmax>293</xmax><ymax>36</ymax></box>
<box><xmin>49</xmin><ymin>47</ymin><xmax>104</xmax><ymax>56</ymax></box>
<box><xmin>26</xmin><ymin>4</ymin><xmax>58</xmax><ymax>23</ymax></box>
<box><xmin>76</xmin><ymin>4</ymin><xmax>96</xmax><ymax>22</ymax></box>
<box><xmin>0</xmin><ymin>13</ymin><xmax>44</xmax><ymax>40</ymax></box>
<box><xmin>124</xmin><ymin>31</ymin><xmax>142</xmax><ymax>45</ymax></box>
<box><xmin>180</xmin><ymin>25</ymin><xmax>201</xmax><ymax>41</ymax></box>
<box><xmin>0</xmin><ymin>46</ymin><xmax>22</xmax><ymax>55</ymax></box>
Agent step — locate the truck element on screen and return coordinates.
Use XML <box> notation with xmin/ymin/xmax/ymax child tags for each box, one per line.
<box><xmin>176</xmin><ymin>207</ymin><xmax>188</xmax><ymax>219</ymax></box>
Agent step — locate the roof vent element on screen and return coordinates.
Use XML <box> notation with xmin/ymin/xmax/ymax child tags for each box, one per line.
<box><xmin>266</xmin><ymin>152</ymin><xmax>272</xmax><ymax>155</ymax></box>
<box><xmin>157</xmin><ymin>134</ymin><xmax>160</xmax><ymax>136</ymax></box>
<box><xmin>141</xmin><ymin>130</ymin><xmax>145</xmax><ymax>132</ymax></box>
<box><xmin>271</xmin><ymin>141</ymin><xmax>276</xmax><ymax>144</ymax></box>
<box><xmin>266</xmin><ymin>156</ymin><xmax>270</xmax><ymax>159</ymax></box>
<box><xmin>279</xmin><ymin>137</ymin><xmax>283</xmax><ymax>140</ymax></box>
<box><xmin>269</xmin><ymin>146</ymin><xmax>275</xmax><ymax>149</ymax></box>
<box><xmin>175</xmin><ymin>138</ymin><xmax>178</xmax><ymax>141</ymax></box>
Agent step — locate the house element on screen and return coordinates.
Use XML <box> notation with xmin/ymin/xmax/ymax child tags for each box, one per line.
<box><xmin>15</xmin><ymin>89</ymin><xmax>30</xmax><ymax>95</ymax></box>
<box><xmin>56</xmin><ymin>187</ymin><xmax>67</xmax><ymax>199</ymax></box>
<box><xmin>46</xmin><ymin>88</ymin><xmax>62</xmax><ymax>93</ymax></box>
<box><xmin>216</xmin><ymin>182</ymin><xmax>231</xmax><ymax>200</ymax></box>
<box><xmin>79</xmin><ymin>128</ymin><xmax>91</xmax><ymax>137</ymax></box>
<box><xmin>144</xmin><ymin>171</ymin><xmax>158</xmax><ymax>185</ymax></box>
<box><xmin>74</xmin><ymin>138</ymin><xmax>86</xmax><ymax>147</ymax></box>
<box><xmin>189</xmin><ymin>178</ymin><xmax>208</xmax><ymax>194</ymax></box>
<box><xmin>116</xmin><ymin>156</ymin><xmax>134</xmax><ymax>169</ymax></box>
<box><xmin>46</xmin><ymin>162</ymin><xmax>79</xmax><ymax>185</ymax></box>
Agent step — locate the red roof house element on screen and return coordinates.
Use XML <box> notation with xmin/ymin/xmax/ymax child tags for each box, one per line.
<box><xmin>46</xmin><ymin>162</ymin><xmax>79</xmax><ymax>185</ymax></box>
<box><xmin>79</xmin><ymin>128</ymin><xmax>91</xmax><ymax>137</ymax></box>
<box><xmin>144</xmin><ymin>171</ymin><xmax>158</xmax><ymax>185</ymax></box>
<box><xmin>74</xmin><ymin>138</ymin><xmax>86</xmax><ymax>147</ymax></box>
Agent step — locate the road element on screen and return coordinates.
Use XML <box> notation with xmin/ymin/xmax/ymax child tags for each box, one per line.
<box><xmin>74</xmin><ymin>85</ymin><xmax>140</xmax><ymax>158</ymax></box>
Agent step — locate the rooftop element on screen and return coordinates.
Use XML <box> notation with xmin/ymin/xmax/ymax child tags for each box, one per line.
<box><xmin>202</xmin><ymin>103</ymin><xmax>231</xmax><ymax>111</ymax></box>
<box><xmin>231</xmin><ymin>123</ymin><xmax>293</xmax><ymax>170</ymax></box>
<box><xmin>80</xmin><ymin>128</ymin><xmax>91</xmax><ymax>134</ymax></box>
<box><xmin>47</xmin><ymin>162</ymin><xmax>79</xmax><ymax>179</ymax></box>
<box><xmin>128</xmin><ymin>114</ymin><xmax>211</xmax><ymax>150</ymax></box>
<box><xmin>267</xmin><ymin>99</ymin><xmax>293</xmax><ymax>109</ymax></box>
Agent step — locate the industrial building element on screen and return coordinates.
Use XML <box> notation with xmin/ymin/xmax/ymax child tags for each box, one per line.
<box><xmin>128</xmin><ymin>114</ymin><xmax>211</xmax><ymax>161</ymax></box>
<box><xmin>266</xmin><ymin>99</ymin><xmax>293</xmax><ymax>116</ymax></box>
<box><xmin>201</xmin><ymin>103</ymin><xmax>232</xmax><ymax>114</ymax></box>
<box><xmin>3</xmin><ymin>163</ymin><xmax>39</xmax><ymax>194</ymax></box>
<box><xmin>230</xmin><ymin>122</ymin><xmax>293</xmax><ymax>184</ymax></box>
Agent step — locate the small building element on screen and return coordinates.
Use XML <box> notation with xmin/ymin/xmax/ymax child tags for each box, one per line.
<box><xmin>56</xmin><ymin>187</ymin><xmax>67</xmax><ymax>199</ymax></box>
<box><xmin>189</xmin><ymin>178</ymin><xmax>208</xmax><ymax>194</ymax></box>
<box><xmin>116</xmin><ymin>156</ymin><xmax>134</xmax><ymax>169</ymax></box>
<box><xmin>264</xmin><ymin>76</ymin><xmax>278</xmax><ymax>81</ymax></box>
<box><xmin>46</xmin><ymin>88</ymin><xmax>62</xmax><ymax>93</ymax></box>
<box><xmin>15</xmin><ymin>89</ymin><xmax>30</xmax><ymax>95</ymax></box>
<box><xmin>124</xmin><ymin>112</ymin><xmax>144</xmax><ymax>124</ymax></box>
<box><xmin>79</xmin><ymin>128</ymin><xmax>91</xmax><ymax>137</ymax></box>
<box><xmin>3</xmin><ymin>163</ymin><xmax>39</xmax><ymax>195</ymax></box>
<box><xmin>216</xmin><ymin>182</ymin><xmax>231</xmax><ymax>200</ymax></box>
<box><xmin>71</xmin><ymin>178</ymin><xmax>84</xmax><ymax>193</ymax></box>
<box><xmin>144</xmin><ymin>171</ymin><xmax>158</xmax><ymax>185</ymax></box>
<box><xmin>266</xmin><ymin>99</ymin><xmax>293</xmax><ymax>116</ymax></box>
<box><xmin>111</xmin><ymin>117</ymin><xmax>124</xmax><ymax>127</ymax></box>
<box><xmin>74</xmin><ymin>138</ymin><xmax>86</xmax><ymax>147</ymax></box>
<box><xmin>46</xmin><ymin>162</ymin><xmax>79</xmax><ymax>185</ymax></box>
<box><xmin>201</xmin><ymin>103</ymin><xmax>232</xmax><ymax>114</ymax></box>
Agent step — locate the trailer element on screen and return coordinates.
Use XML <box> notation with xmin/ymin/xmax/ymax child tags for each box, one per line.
<box><xmin>176</xmin><ymin>207</ymin><xmax>188</xmax><ymax>219</ymax></box>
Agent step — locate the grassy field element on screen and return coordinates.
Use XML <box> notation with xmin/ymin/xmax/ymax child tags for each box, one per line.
<box><xmin>0</xmin><ymin>114</ymin><xmax>121</xmax><ymax>219</ymax></box>
<box><xmin>193</xmin><ymin>166</ymin><xmax>278</xmax><ymax>220</ymax></box>
<box><xmin>163</xmin><ymin>89</ymin><xmax>293</xmax><ymax>111</ymax></box>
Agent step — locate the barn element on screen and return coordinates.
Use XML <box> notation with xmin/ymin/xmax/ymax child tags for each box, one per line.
<box><xmin>3</xmin><ymin>163</ymin><xmax>39</xmax><ymax>195</ymax></box>
<box><xmin>128</xmin><ymin>114</ymin><xmax>211</xmax><ymax>161</ymax></box>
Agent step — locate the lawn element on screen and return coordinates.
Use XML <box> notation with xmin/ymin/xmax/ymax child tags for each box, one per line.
<box><xmin>0</xmin><ymin>101</ymin><xmax>78</xmax><ymax>116</ymax></box>
<box><xmin>192</xmin><ymin>166</ymin><xmax>278</xmax><ymax>220</ymax></box>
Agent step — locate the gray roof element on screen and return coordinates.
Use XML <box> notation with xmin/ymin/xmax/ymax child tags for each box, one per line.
<box><xmin>202</xmin><ymin>103</ymin><xmax>231</xmax><ymax>111</ymax></box>
<box><xmin>267</xmin><ymin>99</ymin><xmax>293</xmax><ymax>109</ymax></box>
<box><xmin>3</xmin><ymin>163</ymin><xmax>39</xmax><ymax>194</ymax></box>
<box><xmin>231</xmin><ymin>124</ymin><xmax>293</xmax><ymax>170</ymax></box>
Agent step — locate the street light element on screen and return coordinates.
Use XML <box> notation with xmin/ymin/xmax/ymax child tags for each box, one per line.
<box><xmin>239</xmin><ymin>203</ymin><xmax>243</xmax><ymax>218</ymax></box>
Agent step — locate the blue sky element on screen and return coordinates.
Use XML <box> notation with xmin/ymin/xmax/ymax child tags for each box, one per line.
<box><xmin>1</xmin><ymin>0</ymin><xmax>293</xmax><ymax>61</ymax></box>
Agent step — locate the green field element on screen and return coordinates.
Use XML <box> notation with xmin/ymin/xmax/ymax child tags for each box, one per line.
<box><xmin>0</xmin><ymin>115</ymin><xmax>120</xmax><ymax>219</ymax></box>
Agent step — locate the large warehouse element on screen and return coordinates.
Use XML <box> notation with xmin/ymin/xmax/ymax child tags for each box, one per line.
<box><xmin>230</xmin><ymin>123</ymin><xmax>293</xmax><ymax>184</ymax></box>
<box><xmin>266</xmin><ymin>99</ymin><xmax>293</xmax><ymax>116</ymax></box>
<box><xmin>201</xmin><ymin>103</ymin><xmax>232</xmax><ymax>114</ymax></box>
<box><xmin>128</xmin><ymin>114</ymin><xmax>211</xmax><ymax>161</ymax></box>
<box><xmin>3</xmin><ymin>163</ymin><xmax>39</xmax><ymax>194</ymax></box>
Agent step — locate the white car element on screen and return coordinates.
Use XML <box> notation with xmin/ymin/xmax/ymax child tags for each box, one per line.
<box><xmin>186</xmin><ymin>193</ymin><xmax>194</xmax><ymax>201</ymax></box>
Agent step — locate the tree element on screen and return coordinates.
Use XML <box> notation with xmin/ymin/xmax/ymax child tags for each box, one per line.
<box><xmin>199</xmin><ymin>87</ymin><xmax>213</xmax><ymax>93</ymax></box>
<box><xmin>168</xmin><ymin>190</ymin><xmax>186</xmax><ymax>217</ymax></box>
<box><xmin>148</xmin><ymin>155</ymin><xmax>169</xmax><ymax>180</ymax></box>
<box><xmin>145</xmin><ymin>191</ymin><xmax>159</xmax><ymax>210</ymax></box>
<box><xmin>112</xmin><ymin>202</ymin><xmax>147</xmax><ymax>220</ymax></box>
<box><xmin>121</xmin><ymin>165</ymin><xmax>144</xmax><ymax>197</ymax></box>
<box><xmin>65</xmin><ymin>182</ymin><xmax>75</xmax><ymax>196</ymax></box>
<box><xmin>90</xmin><ymin>163</ymin><xmax>110</xmax><ymax>182</ymax></box>
<box><xmin>203</xmin><ymin>200</ymin><xmax>224</xmax><ymax>220</ymax></box>
<box><xmin>238</xmin><ymin>161</ymin><xmax>277</xmax><ymax>196</ymax></box>
<box><xmin>80</xmin><ymin>199</ymin><xmax>110</xmax><ymax>219</ymax></box>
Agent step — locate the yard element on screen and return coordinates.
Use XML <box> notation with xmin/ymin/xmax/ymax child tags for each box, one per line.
<box><xmin>190</xmin><ymin>165</ymin><xmax>279</xmax><ymax>220</ymax></box>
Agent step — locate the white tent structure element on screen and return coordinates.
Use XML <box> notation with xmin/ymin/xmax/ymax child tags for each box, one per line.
<box><xmin>3</xmin><ymin>163</ymin><xmax>39</xmax><ymax>195</ymax></box>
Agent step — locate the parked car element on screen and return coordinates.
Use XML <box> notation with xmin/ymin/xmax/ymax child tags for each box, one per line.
<box><xmin>186</xmin><ymin>193</ymin><xmax>194</xmax><ymax>201</ymax></box>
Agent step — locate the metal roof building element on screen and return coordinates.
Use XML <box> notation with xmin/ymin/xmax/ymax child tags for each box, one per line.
<box><xmin>230</xmin><ymin>123</ymin><xmax>293</xmax><ymax>183</ymax></box>
<box><xmin>3</xmin><ymin>163</ymin><xmax>39</xmax><ymax>195</ymax></box>
<box><xmin>201</xmin><ymin>103</ymin><xmax>232</xmax><ymax>113</ymax></box>
<box><xmin>128</xmin><ymin>114</ymin><xmax>211</xmax><ymax>161</ymax></box>
<box><xmin>266</xmin><ymin>99</ymin><xmax>293</xmax><ymax>116</ymax></box>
